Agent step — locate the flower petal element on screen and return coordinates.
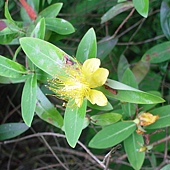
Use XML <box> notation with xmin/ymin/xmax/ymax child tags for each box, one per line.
<box><xmin>87</xmin><ymin>89</ymin><xmax>108</xmax><ymax>106</ymax></box>
<box><xmin>89</xmin><ymin>68</ymin><xmax>109</xmax><ymax>88</ymax></box>
<box><xmin>82</xmin><ymin>58</ymin><xmax>100</xmax><ymax>76</ymax></box>
<box><xmin>139</xmin><ymin>112</ymin><xmax>159</xmax><ymax>126</ymax></box>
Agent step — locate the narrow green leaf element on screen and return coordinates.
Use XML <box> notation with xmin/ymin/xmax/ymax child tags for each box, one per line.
<box><xmin>87</xmin><ymin>101</ymin><xmax>113</xmax><ymax>111</ymax></box>
<box><xmin>139</xmin><ymin>91</ymin><xmax>162</xmax><ymax>111</ymax></box>
<box><xmin>76</xmin><ymin>28</ymin><xmax>97</xmax><ymax>63</ymax></box>
<box><xmin>0</xmin><ymin>21</ymin><xmax>17</xmax><ymax>44</ymax></box>
<box><xmin>139</xmin><ymin>71</ymin><xmax>162</xmax><ymax>91</ymax></box>
<box><xmin>0</xmin><ymin>123</ymin><xmax>29</xmax><ymax>140</ymax></box>
<box><xmin>124</xmin><ymin>133</ymin><xmax>145</xmax><ymax>170</ymax></box>
<box><xmin>133</xmin><ymin>0</ymin><xmax>149</xmax><ymax>18</ymax></box>
<box><xmin>118</xmin><ymin>0</ymin><xmax>127</xmax><ymax>2</ymax></box>
<box><xmin>89</xmin><ymin>122</ymin><xmax>136</xmax><ymax>149</ymax></box>
<box><xmin>31</xmin><ymin>18</ymin><xmax>45</xmax><ymax>39</ymax></box>
<box><xmin>39</xmin><ymin>3</ymin><xmax>63</xmax><ymax>18</ymax></box>
<box><xmin>0</xmin><ymin>55</ymin><xmax>27</xmax><ymax>78</ymax></box>
<box><xmin>121</xmin><ymin>68</ymin><xmax>138</xmax><ymax>117</ymax></box>
<box><xmin>121</xmin><ymin>102</ymin><xmax>136</xmax><ymax>118</ymax></box>
<box><xmin>101</xmin><ymin>2</ymin><xmax>134</xmax><ymax>24</ymax></box>
<box><xmin>31</xmin><ymin>0</ymin><xmax>40</xmax><ymax>12</ymax></box>
<box><xmin>160</xmin><ymin>1</ymin><xmax>170</xmax><ymax>40</ymax></box>
<box><xmin>117</xmin><ymin>55</ymin><xmax>129</xmax><ymax>82</ymax></box>
<box><xmin>20</xmin><ymin>37</ymin><xmax>75</xmax><ymax>76</ymax></box>
<box><xmin>145</xmin><ymin>105</ymin><xmax>170</xmax><ymax>129</ymax></box>
<box><xmin>103</xmin><ymin>79</ymin><xmax>165</xmax><ymax>104</ymax></box>
<box><xmin>45</xmin><ymin>18</ymin><xmax>75</xmax><ymax>35</ymax></box>
<box><xmin>36</xmin><ymin>87</ymin><xmax>63</xmax><ymax>128</ymax></box>
<box><xmin>4</xmin><ymin>1</ymin><xmax>14</xmax><ymax>22</ymax></box>
<box><xmin>0</xmin><ymin>74</ymin><xmax>29</xmax><ymax>84</ymax></box>
<box><xmin>91</xmin><ymin>112</ymin><xmax>122</xmax><ymax>126</ymax></box>
<box><xmin>97</xmin><ymin>37</ymin><xmax>118</xmax><ymax>60</ymax></box>
<box><xmin>64</xmin><ymin>100</ymin><xmax>87</xmax><ymax>148</ymax></box>
<box><xmin>141</xmin><ymin>42</ymin><xmax>170</xmax><ymax>63</ymax></box>
<box><xmin>161</xmin><ymin>164</ymin><xmax>170</xmax><ymax>170</ymax></box>
<box><xmin>132</xmin><ymin>60</ymin><xmax>150</xmax><ymax>83</ymax></box>
<box><xmin>21</xmin><ymin>74</ymin><xmax>37</xmax><ymax>127</ymax></box>
<box><xmin>47</xmin><ymin>0</ymin><xmax>53</xmax><ymax>4</ymax></box>
<box><xmin>122</xmin><ymin>68</ymin><xmax>138</xmax><ymax>89</ymax></box>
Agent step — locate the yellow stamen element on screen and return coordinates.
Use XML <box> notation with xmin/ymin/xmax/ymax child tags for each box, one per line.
<box><xmin>48</xmin><ymin>58</ymin><xmax>109</xmax><ymax>107</ymax></box>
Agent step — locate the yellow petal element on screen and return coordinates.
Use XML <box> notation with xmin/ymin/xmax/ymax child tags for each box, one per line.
<box><xmin>139</xmin><ymin>112</ymin><xmax>159</xmax><ymax>126</ymax></box>
<box><xmin>87</xmin><ymin>89</ymin><xmax>108</xmax><ymax>106</ymax></box>
<box><xmin>82</xmin><ymin>58</ymin><xmax>100</xmax><ymax>76</ymax></box>
<box><xmin>88</xmin><ymin>68</ymin><xmax>109</xmax><ymax>88</ymax></box>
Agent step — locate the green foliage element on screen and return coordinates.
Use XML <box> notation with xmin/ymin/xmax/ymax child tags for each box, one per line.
<box><xmin>133</xmin><ymin>0</ymin><xmax>149</xmax><ymax>18</ymax></box>
<box><xmin>20</xmin><ymin>37</ymin><xmax>74</xmax><ymax>76</ymax></box>
<box><xmin>64</xmin><ymin>100</ymin><xmax>87</xmax><ymax>148</ymax></box>
<box><xmin>0</xmin><ymin>1</ymin><xmax>170</xmax><ymax>169</ymax></box>
<box><xmin>101</xmin><ymin>1</ymin><xmax>134</xmax><ymax>24</ymax></box>
<box><xmin>142</xmin><ymin>41</ymin><xmax>170</xmax><ymax>63</ymax></box>
<box><xmin>21</xmin><ymin>74</ymin><xmax>37</xmax><ymax>127</ymax></box>
<box><xmin>38</xmin><ymin>3</ymin><xmax>63</xmax><ymax>18</ymax></box>
<box><xmin>160</xmin><ymin>1</ymin><xmax>170</xmax><ymax>40</ymax></box>
<box><xmin>124</xmin><ymin>133</ymin><xmax>145</xmax><ymax>170</ymax></box>
<box><xmin>89</xmin><ymin>122</ymin><xmax>136</xmax><ymax>148</ymax></box>
<box><xmin>0</xmin><ymin>123</ymin><xmax>29</xmax><ymax>140</ymax></box>
<box><xmin>0</xmin><ymin>55</ymin><xmax>27</xmax><ymax>78</ymax></box>
<box><xmin>36</xmin><ymin>87</ymin><xmax>63</xmax><ymax>128</ymax></box>
<box><xmin>103</xmin><ymin>79</ymin><xmax>165</xmax><ymax>104</ymax></box>
<box><xmin>76</xmin><ymin>28</ymin><xmax>97</xmax><ymax>63</ymax></box>
<box><xmin>90</xmin><ymin>112</ymin><xmax>122</xmax><ymax>126</ymax></box>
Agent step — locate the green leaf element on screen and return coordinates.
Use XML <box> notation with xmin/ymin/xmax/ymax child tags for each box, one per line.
<box><xmin>145</xmin><ymin>105</ymin><xmax>170</xmax><ymax>129</ymax></box>
<box><xmin>76</xmin><ymin>28</ymin><xmax>97</xmax><ymax>63</ymax></box>
<box><xmin>103</xmin><ymin>79</ymin><xmax>165</xmax><ymax>104</ymax></box>
<box><xmin>0</xmin><ymin>22</ymin><xmax>17</xmax><ymax>44</ymax></box>
<box><xmin>31</xmin><ymin>0</ymin><xmax>40</xmax><ymax>13</ymax></box>
<box><xmin>21</xmin><ymin>74</ymin><xmax>37</xmax><ymax>127</ymax></box>
<box><xmin>97</xmin><ymin>37</ymin><xmax>118</xmax><ymax>60</ymax></box>
<box><xmin>36</xmin><ymin>87</ymin><xmax>63</xmax><ymax>128</ymax></box>
<box><xmin>4</xmin><ymin>1</ymin><xmax>14</xmax><ymax>22</ymax></box>
<box><xmin>142</xmin><ymin>41</ymin><xmax>170</xmax><ymax>63</ymax></box>
<box><xmin>121</xmin><ymin>68</ymin><xmax>138</xmax><ymax>117</ymax></box>
<box><xmin>132</xmin><ymin>60</ymin><xmax>150</xmax><ymax>83</ymax></box>
<box><xmin>91</xmin><ymin>112</ymin><xmax>122</xmax><ymax>126</ymax></box>
<box><xmin>31</xmin><ymin>18</ymin><xmax>45</xmax><ymax>39</ymax></box>
<box><xmin>39</xmin><ymin>3</ymin><xmax>63</xmax><ymax>18</ymax></box>
<box><xmin>139</xmin><ymin>71</ymin><xmax>162</xmax><ymax>91</ymax></box>
<box><xmin>133</xmin><ymin>0</ymin><xmax>149</xmax><ymax>18</ymax></box>
<box><xmin>122</xmin><ymin>68</ymin><xmax>138</xmax><ymax>89</ymax></box>
<box><xmin>118</xmin><ymin>0</ymin><xmax>127</xmax><ymax>2</ymax></box>
<box><xmin>87</xmin><ymin>101</ymin><xmax>113</xmax><ymax>111</ymax></box>
<box><xmin>64</xmin><ymin>100</ymin><xmax>87</xmax><ymax>148</ymax></box>
<box><xmin>0</xmin><ymin>75</ymin><xmax>29</xmax><ymax>84</ymax></box>
<box><xmin>89</xmin><ymin>121</ymin><xmax>136</xmax><ymax>149</ymax></box>
<box><xmin>161</xmin><ymin>164</ymin><xmax>170</xmax><ymax>170</ymax></box>
<box><xmin>45</xmin><ymin>18</ymin><xmax>75</xmax><ymax>35</ymax></box>
<box><xmin>124</xmin><ymin>133</ymin><xmax>145</xmax><ymax>170</ymax></box>
<box><xmin>101</xmin><ymin>2</ymin><xmax>134</xmax><ymax>24</ymax></box>
<box><xmin>0</xmin><ymin>123</ymin><xmax>29</xmax><ymax>140</ymax></box>
<box><xmin>121</xmin><ymin>102</ymin><xmax>136</xmax><ymax>118</ymax></box>
<box><xmin>160</xmin><ymin>1</ymin><xmax>170</xmax><ymax>40</ymax></box>
<box><xmin>117</xmin><ymin>55</ymin><xmax>129</xmax><ymax>82</ymax></box>
<box><xmin>0</xmin><ymin>55</ymin><xmax>27</xmax><ymax>78</ymax></box>
<box><xmin>139</xmin><ymin>91</ymin><xmax>162</xmax><ymax>111</ymax></box>
<box><xmin>20</xmin><ymin>37</ymin><xmax>74</xmax><ymax>76</ymax></box>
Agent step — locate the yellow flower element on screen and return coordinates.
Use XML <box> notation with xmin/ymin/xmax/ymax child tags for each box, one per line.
<box><xmin>134</xmin><ymin>112</ymin><xmax>159</xmax><ymax>134</ymax></box>
<box><xmin>138</xmin><ymin>112</ymin><xmax>159</xmax><ymax>126</ymax></box>
<box><xmin>48</xmin><ymin>58</ymin><xmax>109</xmax><ymax>107</ymax></box>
